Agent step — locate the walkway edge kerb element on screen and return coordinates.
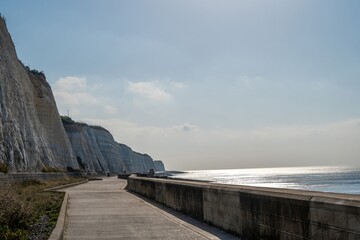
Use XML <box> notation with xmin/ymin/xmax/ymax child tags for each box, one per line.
<box><xmin>47</xmin><ymin>180</ymin><xmax>87</xmax><ymax>240</ymax></box>
<box><xmin>44</xmin><ymin>180</ymin><xmax>88</xmax><ymax>192</ymax></box>
<box><xmin>48</xmin><ymin>192</ymin><xmax>69</xmax><ymax>240</ymax></box>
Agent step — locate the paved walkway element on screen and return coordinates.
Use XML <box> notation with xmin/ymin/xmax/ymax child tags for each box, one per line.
<box><xmin>62</xmin><ymin>177</ymin><xmax>239</xmax><ymax>240</ymax></box>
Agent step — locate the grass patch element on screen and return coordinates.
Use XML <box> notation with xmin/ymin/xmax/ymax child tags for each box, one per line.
<box><xmin>0</xmin><ymin>177</ymin><xmax>85</xmax><ymax>240</ymax></box>
<box><xmin>41</xmin><ymin>166</ymin><xmax>64</xmax><ymax>173</ymax></box>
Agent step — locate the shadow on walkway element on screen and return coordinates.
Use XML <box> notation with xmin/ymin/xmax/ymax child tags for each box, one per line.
<box><xmin>127</xmin><ymin>190</ymin><xmax>240</xmax><ymax>240</ymax></box>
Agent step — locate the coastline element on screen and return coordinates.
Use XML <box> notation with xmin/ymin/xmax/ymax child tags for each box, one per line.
<box><xmin>166</xmin><ymin>166</ymin><xmax>360</xmax><ymax>195</ymax></box>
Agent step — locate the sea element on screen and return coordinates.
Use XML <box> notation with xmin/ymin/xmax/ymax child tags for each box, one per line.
<box><xmin>169</xmin><ymin>166</ymin><xmax>360</xmax><ymax>195</ymax></box>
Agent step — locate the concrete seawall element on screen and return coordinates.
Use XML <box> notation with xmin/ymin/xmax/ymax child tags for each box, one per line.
<box><xmin>0</xmin><ymin>172</ymin><xmax>89</xmax><ymax>183</ymax></box>
<box><xmin>128</xmin><ymin>175</ymin><xmax>360</xmax><ymax>240</ymax></box>
<box><xmin>0</xmin><ymin>172</ymin><xmax>69</xmax><ymax>183</ymax></box>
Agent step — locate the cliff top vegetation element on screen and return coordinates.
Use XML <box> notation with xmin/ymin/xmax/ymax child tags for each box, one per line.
<box><xmin>18</xmin><ymin>60</ymin><xmax>45</xmax><ymax>77</ymax></box>
<box><xmin>0</xmin><ymin>13</ymin><xmax>5</xmax><ymax>23</ymax></box>
<box><xmin>88</xmin><ymin>125</ymin><xmax>111</xmax><ymax>134</ymax></box>
<box><xmin>60</xmin><ymin>115</ymin><xmax>75</xmax><ymax>125</ymax></box>
<box><xmin>60</xmin><ymin>116</ymin><xmax>111</xmax><ymax>134</ymax></box>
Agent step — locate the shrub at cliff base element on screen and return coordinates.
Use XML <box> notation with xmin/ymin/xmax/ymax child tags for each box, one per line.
<box><xmin>41</xmin><ymin>166</ymin><xmax>64</xmax><ymax>173</ymax></box>
<box><xmin>0</xmin><ymin>177</ymin><xmax>84</xmax><ymax>240</ymax></box>
<box><xmin>0</xmin><ymin>162</ymin><xmax>8</xmax><ymax>174</ymax></box>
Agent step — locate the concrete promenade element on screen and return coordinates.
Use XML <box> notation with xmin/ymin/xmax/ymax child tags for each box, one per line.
<box><xmin>62</xmin><ymin>177</ymin><xmax>239</xmax><ymax>239</ymax></box>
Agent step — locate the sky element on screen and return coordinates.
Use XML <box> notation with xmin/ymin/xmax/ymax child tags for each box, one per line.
<box><xmin>1</xmin><ymin>1</ymin><xmax>360</xmax><ymax>170</ymax></box>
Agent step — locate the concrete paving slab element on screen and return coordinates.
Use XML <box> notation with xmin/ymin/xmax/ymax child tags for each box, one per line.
<box><xmin>62</xmin><ymin>177</ymin><xmax>239</xmax><ymax>240</ymax></box>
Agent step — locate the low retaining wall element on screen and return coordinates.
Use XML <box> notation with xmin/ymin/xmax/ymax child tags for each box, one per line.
<box><xmin>48</xmin><ymin>192</ymin><xmax>69</xmax><ymax>240</ymax></box>
<box><xmin>128</xmin><ymin>175</ymin><xmax>360</xmax><ymax>240</ymax></box>
<box><xmin>117</xmin><ymin>173</ymin><xmax>132</xmax><ymax>179</ymax></box>
<box><xmin>44</xmin><ymin>180</ymin><xmax>89</xmax><ymax>192</ymax></box>
<box><xmin>0</xmin><ymin>172</ymin><xmax>69</xmax><ymax>183</ymax></box>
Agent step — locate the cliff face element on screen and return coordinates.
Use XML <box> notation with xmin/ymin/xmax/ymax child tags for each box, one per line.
<box><xmin>63</xmin><ymin>122</ymin><xmax>161</xmax><ymax>173</ymax></box>
<box><xmin>62</xmin><ymin>124</ymin><xmax>106</xmax><ymax>172</ymax></box>
<box><xmin>0</xmin><ymin>18</ymin><xmax>78</xmax><ymax>172</ymax></box>
<box><xmin>117</xmin><ymin>143</ymin><xmax>155</xmax><ymax>173</ymax></box>
<box><xmin>154</xmin><ymin>160</ymin><xmax>165</xmax><ymax>172</ymax></box>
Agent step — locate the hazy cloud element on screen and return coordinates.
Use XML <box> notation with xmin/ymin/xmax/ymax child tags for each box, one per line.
<box><xmin>54</xmin><ymin>76</ymin><xmax>87</xmax><ymax>92</ymax></box>
<box><xmin>54</xmin><ymin>76</ymin><xmax>98</xmax><ymax>106</ymax></box>
<box><xmin>53</xmin><ymin>76</ymin><xmax>118</xmax><ymax>117</ymax></box>
<box><xmin>54</xmin><ymin>91</ymin><xmax>98</xmax><ymax>106</ymax></box>
<box><xmin>127</xmin><ymin>81</ymin><xmax>172</xmax><ymax>102</ymax></box>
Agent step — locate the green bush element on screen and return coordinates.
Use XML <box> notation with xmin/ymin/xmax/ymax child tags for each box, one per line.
<box><xmin>0</xmin><ymin>162</ymin><xmax>8</xmax><ymax>174</ymax></box>
<box><xmin>17</xmin><ymin>60</ymin><xmax>45</xmax><ymax>77</ymax></box>
<box><xmin>60</xmin><ymin>115</ymin><xmax>75</xmax><ymax>125</ymax></box>
<box><xmin>0</xmin><ymin>183</ymin><xmax>33</xmax><ymax>238</ymax></box>
<box><xmin>0</xmin><ymin>13</ymin><xmax>6</xmax><ymax>23</ymax></box>
<box><xmin>29</xmin><ymin>68</ymin><xmax>45</xmax><ymax>76</ymax></box>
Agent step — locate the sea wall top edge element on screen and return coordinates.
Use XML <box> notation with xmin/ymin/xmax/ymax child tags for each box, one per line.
<box><xmin>128</xmin><ymin>175</ymin><xmax>360</xmax><ymax>203</ymax></box>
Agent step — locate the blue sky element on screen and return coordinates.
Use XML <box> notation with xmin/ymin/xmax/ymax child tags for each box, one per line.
<box><xmin>1</xmin><ymin>1</ymin><xmax>360</xmax><ymax>170</ymax></box>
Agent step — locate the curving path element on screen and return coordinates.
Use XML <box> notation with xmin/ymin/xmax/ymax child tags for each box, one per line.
<box><xmin>62</xmin><ymin>177</ymin><xmax>239</xmax><ymax>240</ymax></box>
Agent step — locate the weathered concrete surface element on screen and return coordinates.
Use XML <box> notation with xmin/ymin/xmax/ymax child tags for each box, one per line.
<box><xmin>128</xmin><ymin>175</ymin><xmax>360</xmax><ymax>240</ymax></box>
<box><xmin>62</xmin><ymin>177</ymin><xmax>238</xmax><ymax>240</ymax></box>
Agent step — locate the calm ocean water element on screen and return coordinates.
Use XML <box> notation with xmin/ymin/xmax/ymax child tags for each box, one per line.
<box><xmin>170</xmin><ymin>166</ymin><xmax>360</xmax><ymax>194</ymax></box>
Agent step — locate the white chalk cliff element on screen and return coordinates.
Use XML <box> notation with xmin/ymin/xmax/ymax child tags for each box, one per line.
<box><xmin>0</xmin><ymin>17</ymin><xmax>165</xmax><ymax>173</ymax></box>
<box><xmin>63</xmin><ymin>120</ymin><xmax>161</xmax><ymax>173</ymax></box>
<box><xmin>0</xmin><ymin>17</ymin><xmax>78</xmax><ymax>172</ymax></box>
<box><xmin>154</xmin><ymin>160</ymin><xmax>165</xmax><ymax>172</ymax></box>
